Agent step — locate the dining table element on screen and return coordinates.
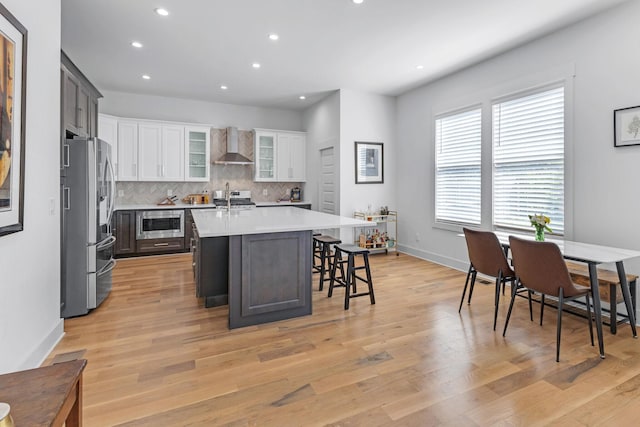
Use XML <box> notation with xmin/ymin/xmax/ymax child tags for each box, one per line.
<box><xmin>493</xmin><ymin>231</ymin><xmax>640</xmax><ymax>358</ymax></box>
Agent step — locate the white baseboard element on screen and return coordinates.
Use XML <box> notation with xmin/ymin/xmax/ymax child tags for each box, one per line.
<box><xmin>21</xmin><ymin>319</ymin><xmax>65</xmax><ymax>369</ymax></box>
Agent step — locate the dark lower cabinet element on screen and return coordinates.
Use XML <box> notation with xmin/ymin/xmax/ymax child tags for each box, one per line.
<box><xmin>113</xmin><ymin>210</ymin><xmax>136</xmax><ymax>256</ymax></box>
<box><xmin>193</xmin><ymin>227</ymin><xmax>229</xmax><ymax>307</ymax></box>
<box><xmin>136</xmin><ymin>237</ymin><xmax>184</xmax><ymax>254</ymax></box>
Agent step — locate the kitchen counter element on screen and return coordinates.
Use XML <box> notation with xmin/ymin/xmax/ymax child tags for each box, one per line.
<box><xmin>114</xmin><ymin>201</ymin><xmax>312</xmax><ymax>211</ymax></box>
<box><xmin>192</xmin><ymin>207</ymin><xmax>371</xmax><ymax>328</ymax></box>
<box><xmin>191</xmin><ymin>207</ymin><xmax>367</xmax><ymax>238</ymax></box>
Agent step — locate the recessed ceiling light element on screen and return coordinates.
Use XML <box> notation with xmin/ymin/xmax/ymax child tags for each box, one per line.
<box><xmin>416</xmin><ymin>65</ymin><xmax>424</xmax><ymax>70</ymax></box>
<box><xmin>155</xmin><ymin>8</ymin><xmax>169</xmax><ymax>16</ymax></box>
<box><xmin>299</xmin><ymin>95</ymin><xmax>306</xmax><ymax>100</ymax></box>
<box><xmin>220</xmin><ymin>85</ymin><xmax>228</xmax><ymax>90</ymax></box>
<box><xmin>352</xmin><ymin>0</ymin><xmax>364</xmax><ymax>4</ymax></box>
<box><xmin>252</xmin><ymin>63</ymin><xmax>261</xmax><ymax>69</ymax></box>
<box><xmin>131</xmin><ymin>41</ymin><xmax>143</xmax><ymax>48</ymax></box>
<box><xmin>142</xmin><ymin>74</ymin><xmax>151</xmax><ymax>80</ymax></box>
<box><xmin>269</xmin><ymin>34</ymin><xmax>279</xmax><ymax>41</ymax></box>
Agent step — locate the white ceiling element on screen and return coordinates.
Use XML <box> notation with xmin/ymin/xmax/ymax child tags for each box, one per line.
<box><xmin>61</xmin><ymin>0</ymin><xmax>628</xmax><ymax>111</ymax></box>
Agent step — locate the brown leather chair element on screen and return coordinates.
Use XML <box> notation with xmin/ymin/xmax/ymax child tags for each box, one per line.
<box><xmin>503</xmin><ymin>236</ymin><xmax>594</xmax><ymax>362</ymax></box>
<box><xmin>461</xmin><ymin>228</ymin><xmax>519</xmax><ymax>330</ymax></box>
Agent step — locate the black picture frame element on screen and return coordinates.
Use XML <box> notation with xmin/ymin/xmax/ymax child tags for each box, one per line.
<box><xmin>354</xmin><ymin>141</ymin><xmax>383</xmax><ymax>184</ymax></box>
<box><xmin>0</xmin><ymin>2</ymin><xmax>27</xmax><ymax>237</ymax></box>
<box><xmin>614</xmin><ymin>105</ymin><xmax>640</xmax><ymax>147</ymax></box>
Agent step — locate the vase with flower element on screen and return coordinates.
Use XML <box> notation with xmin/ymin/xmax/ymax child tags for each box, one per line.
<box><xmin>529</xmin><ymin>214</ymin><xmax>552</xmax><ymax>241</ymax></box>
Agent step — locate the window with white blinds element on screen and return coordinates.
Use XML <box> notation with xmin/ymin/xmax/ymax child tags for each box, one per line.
<box><xmin>493</xmin><ymin>86</ymin><xmax>565</xmax><ymax>234</ymax></box>
<box><xmin>435</xmin><ymin>108</ymin><xmax>481</xmax><ymax>225</ymax></box>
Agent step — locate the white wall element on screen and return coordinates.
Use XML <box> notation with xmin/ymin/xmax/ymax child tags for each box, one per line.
<box><xmin>396</xmin><ymin>0</ymin><xmax>640</xmax><ymax>275</ymax></box>
<box><xmin>0</xmin><ymin>0</ymin><xmax>63</xmax><ymax>373</ymax></box>
<box><xmin>101</xmin><ymin>90</ymin><xmax>303</xmax><ymax>131</ymax></box>
<box><xmin>339</xmin><ymin>89</ymin><xmax>397</xmax><ymax>242</ymax></box>
<box><xmin>302</xmin><ymin>91</ymin><xmax>340</xmax><ymax>211</ymax></box>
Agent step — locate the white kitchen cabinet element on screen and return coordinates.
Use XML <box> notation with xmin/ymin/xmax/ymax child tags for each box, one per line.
<box><xmin>138</xmin><ymin>122</ymin><xmax>185</xmax><ymax>181</ymax></box>
<box><xmin>162</xmin><ymin>125</ymin><xmax>185</xmax><ymax>181</ymax></box>
<box><xmin>277</xmin><ymin>132</ymin><xmax>306</xmax><ymax>182</ymax></box>
<box><xmin>254</xmin><ymin>129</ymin><xmax>306</xmax><ymax>182</ymax></box>
<box><xmin>185</xmin><ymin>126</ymin><xmax>210</xmax><ymax>181</ymax></box>
<box><xmin>117</xmin><ymin>120</ymin><xmax>139</xmax><ymax>181</ymax></box>
<box><xmin>254</xmin><ymin>130</ymin><xmax>277</xmax><ymax>182</ymax></box>
<box><xmin>98</xmin><ymin>114</ymin><xmax>118</xmax><ymax>179</ymax></box>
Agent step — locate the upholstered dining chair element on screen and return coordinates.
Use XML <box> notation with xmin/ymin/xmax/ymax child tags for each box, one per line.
<box><xmin>504</xmin><ymin>236</ymin><xmax>595</xmax><ymax>362</ymax></box>
<box><xmin>460</xmin><ymin>228</ymin><xmax>519</xmax><ymax>331</ymax></box>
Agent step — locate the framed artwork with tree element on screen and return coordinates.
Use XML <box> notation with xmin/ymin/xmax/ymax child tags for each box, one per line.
<box><xmin>614</xmin><ymin>105</ymin><xmax>640</xmax><ymax>147</ymax></box>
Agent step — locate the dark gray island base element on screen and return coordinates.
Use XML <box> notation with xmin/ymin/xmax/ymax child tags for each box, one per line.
<box><xmin>227</xmin><ymin>230</ymin><xmax>312</xmax><ymax>328</ymax></box>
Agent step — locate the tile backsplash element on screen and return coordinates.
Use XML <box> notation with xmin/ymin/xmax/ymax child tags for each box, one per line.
<box><xmin>115</xmin><ymin>128</ymin><xmax>305</xmax><ymax>205</ymax></box>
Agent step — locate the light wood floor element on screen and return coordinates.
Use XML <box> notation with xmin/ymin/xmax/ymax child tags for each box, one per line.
<box><xmin>47</xmin><ymin>252</ymin><xmax>640</xmax><ymax>426</ymax></box>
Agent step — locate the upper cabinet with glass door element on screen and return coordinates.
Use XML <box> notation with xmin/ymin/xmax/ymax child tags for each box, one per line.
<box><xmin>185</xmin><ymin>126</ymin><xmax>211</xmax><ymax>182</ymax></box>
<box><xmin>254</xmin><ymin>130</ymin><xmax>277</xmax><ymax>181</ymax></box>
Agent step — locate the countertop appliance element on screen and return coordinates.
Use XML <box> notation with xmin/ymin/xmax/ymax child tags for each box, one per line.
<box><xmin>136</xmin><ymin>209</ymin><xmax>185</xmax><ymax>239</ymax></box>
<box><xmin>61</xmin><ymin>137</ymin><xmax>116</xmax><ymax>318</ymax></box>
<box><xmin>290</xmin><ymin>187</ymin><xmax>302</xmax><ymax>202</ymax></box>
<box><xmin>212</xmin><ymin>190</ymin><xmax>256</xmax><ymax>209</ymax></box>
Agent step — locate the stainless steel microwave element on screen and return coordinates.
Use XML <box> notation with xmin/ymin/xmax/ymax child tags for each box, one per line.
<box><xmin>136</xmin><ymin>210</ymin><xmax>184</xmax><ymax>240</ymax></box>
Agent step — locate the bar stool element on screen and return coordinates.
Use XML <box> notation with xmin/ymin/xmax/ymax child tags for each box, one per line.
<box><xmin>314</xmin><ymin>235</ymin><xmax>342</xmax><ymax>291</ymax></box>
<box><xmin>312</xmin><ymin>233</ymin><xmax>322</xmax><ymax>274</ymax></box>
<box><xmin>328</xmin><ymin>244</ymin><xmax>376</xmax><ymax>310</ymax></box>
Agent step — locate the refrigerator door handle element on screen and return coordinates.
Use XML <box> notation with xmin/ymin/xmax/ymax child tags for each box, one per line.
<box><xmin>63</xmin><ymin>143</ymin><xmax>70</xmax><ymax>168</ymax></box>
<box><xmin>105</xmin><ymin>153</ymin><xmax>116</xmax><ymax>226</ymax></box>
<box><xmin>96</xmin><ymin>235</ymin><xmax>116</xmax><ymax>251</ymax></box>
<box><xmin>97</xmin><ymin>258</ymin><xmax>117</xmax><ymax>276</ymax></box>
<box><xmin>63</xmin><ymin>186</ymin><xmax>71</xmax><ymax>210</ymax></box>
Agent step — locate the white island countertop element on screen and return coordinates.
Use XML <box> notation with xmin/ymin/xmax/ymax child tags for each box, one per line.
<box><xmin>192</xmin><ymin>207</ymin><xmax>372</xmax><ymax>237</ymax></box>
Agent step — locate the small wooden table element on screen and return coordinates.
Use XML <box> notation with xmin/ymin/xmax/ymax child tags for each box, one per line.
<box><xmin>0</xmin><ymin>359</ymin><xmax>86</xmax><ymax>426</ymax></box>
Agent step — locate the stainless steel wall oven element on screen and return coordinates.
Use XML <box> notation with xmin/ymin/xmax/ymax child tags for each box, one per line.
<box><xmin>136</xmin><ymin>210</ymin><xmax>184</xmax><ymax>240</ymax></box>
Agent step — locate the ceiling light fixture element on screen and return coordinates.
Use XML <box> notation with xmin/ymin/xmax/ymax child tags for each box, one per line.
<box><xmin>154</xmin><ymin>8</ymin><xmax>169</xmax><ymax>16</ymax></box>
<box><xmin>220</xmin><ymin>85</ymin><xmax>228</xmax><ymax>90</ymax></box>
<box><xmin>142</xmin><ymin>74</ymin><xmax>151</xmax><ymax>80</ymax></box>
<box><xmin>299</xmin><ymin>95</ymin><xmax>306</xmax><ymax>100</ymax></box>
<box><xmin>131</xmin><ymin>41</ymin><xmax>143</xmax><ymax>48</ymax></box>
<box><xmin>269</xmin><ymin>34</ymin><xmax>279</xmax><ymax>41</ymax></box>
<box><xmin>416</xmin><ymin>65</ymin><xmax>424</xmax><ymax>70</ymax></box>
<box><xmin>352</xmin><ymin>0</ymin><xmax>364</xmax><ymax>4</ymax></box>
<box><xmin>252</xmin><ymin>63</ymin><xmax>261</xmax><ymax>69</ymax></box>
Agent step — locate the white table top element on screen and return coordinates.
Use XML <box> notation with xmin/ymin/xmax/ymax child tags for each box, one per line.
<box><xmin>494</xmin><ymin>231</ymin><xmax>640</xmax><ymax>264</ymax></box>
<box><xmin>192</xmin><ymin>207</ymin><xmax>372</xmax><ymax>237</ymax></box>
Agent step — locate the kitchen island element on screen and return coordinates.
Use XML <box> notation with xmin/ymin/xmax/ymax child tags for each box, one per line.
<box><xmin>191</xmin><ymin>207</ymin><xmax>370</xmax><ymax>328</ymax></box>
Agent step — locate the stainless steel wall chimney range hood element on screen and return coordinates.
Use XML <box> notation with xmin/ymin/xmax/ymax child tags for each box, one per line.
<box><xmin>214</xmin><ymin>127</ymin><xmax>254</xmax><ymax>165</ymax></box>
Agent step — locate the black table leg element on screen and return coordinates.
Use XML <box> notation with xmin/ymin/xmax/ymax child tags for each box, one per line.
<box><xmin>588</xmin><ymin>262</ymin><xmax>605</xmax><ymax>358</ymax></box>
<box><xmin>616</xmin><ymin>261</ymin><xmax>637</xmax><ymax>338</ymax></box>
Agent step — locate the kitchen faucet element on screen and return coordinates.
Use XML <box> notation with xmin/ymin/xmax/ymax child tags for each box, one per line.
<box><xmin>225</xmin><ymin>182</ymin><xmax>231</xmax><ymax>211</ymax></box>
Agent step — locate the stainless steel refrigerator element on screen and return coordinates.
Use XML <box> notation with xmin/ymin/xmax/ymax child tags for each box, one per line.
<box><xmin>61</xmin><ymin>137</ymin><xmax>116</xmax><ymax>318</ymax></box>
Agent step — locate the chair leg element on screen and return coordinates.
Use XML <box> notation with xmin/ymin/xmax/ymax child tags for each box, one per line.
<box><xmin>319</xmin><ymin>243</ymin><xmax>328</xmax><ymax>291</ymax></box>
<box><xmin>528</xmin><ymin>290</ymin><xmax>533</xmax><ymax>322</ymax></box>
<box><xmin>493</xmin><ymin>270</ymin><xmax>503</xmax><ymax>331</ymax></box>
<box><xmin>556</xmin><ymin>288</ymin><xmax>564</xmax><ymax>362</ymax></box>
<box><xmin>327</xmin><ymin>248</ymin><xmax>340</xmax><ymax>298</ymax></box>
<box><xmin>467</xmin><ymin>270</ymin><xmax>478</xmax><ymax>304</ymax></box>
<box><xmin>540</xmin><ymin>294</ymin><xmax>545</xmax><ymax>326</ymax></box>
<box><xmin>363</xmin><ymin>253</ymin><xmax>375</xmax><ymax>305</ymax></box>
<box><xmin>459</xmin><ymin>265</ymin><xmax>473</xmax><ymax>313</ymax></box>
<box><xmin>344</xmin><ymin>255</ymin><xmax>355</xmax><ymax>310</ymax></box>
<box><xmin>502</xmin><ymin>281</ymin><xmax>519</xmax><ymax>337</ymax></box>
<box><xmin>586</xmin><ymin>292</ymin><xmax>594</xmax><ymax>346</ymax></box>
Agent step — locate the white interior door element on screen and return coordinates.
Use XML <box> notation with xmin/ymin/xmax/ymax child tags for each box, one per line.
<box><xmin>320</xmin><ymin>147</ymin><xmax>336</xmax><ymax>215</ymax></box>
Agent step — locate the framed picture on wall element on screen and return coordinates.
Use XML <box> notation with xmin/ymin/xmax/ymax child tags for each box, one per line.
<box><xmin>355</xmin><ymin>141</ymin><xmax>383</xmax><ymax>184</ymax></box>
<box><xmin>0</xmin><ymin>2</ymin><xmax>27</xmax><ymax>237</ymax></box>
<box><xmin>614</xmin><ymin>105</ymin><xmax>640</xmax><ymax>147</ymax></box>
